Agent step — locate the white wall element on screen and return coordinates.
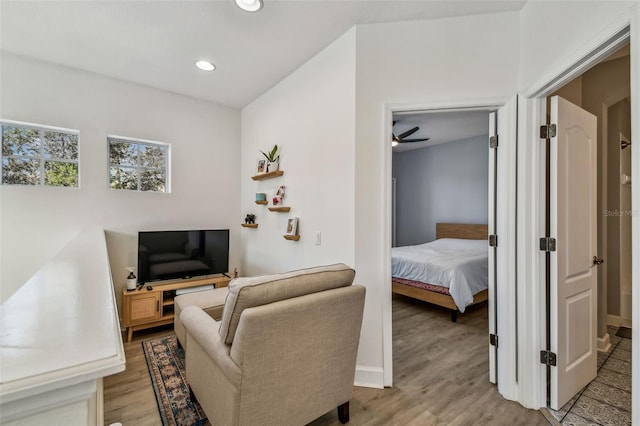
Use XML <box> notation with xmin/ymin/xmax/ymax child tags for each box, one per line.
<box><xmin>392</xmin><ymin>135</ymin><xmax>489</xmax><ymax>246</ymax></box>
<box><xmin>0</xmin><ymin>53</ymin><xmax>241</xmax><ymax>311</ymax></box>
<box><xmin>354</xmin><ymin>12</ymin><xmax>520</xmax><ymax>385</ymax></box>
<box><xmin>580</xmin><ymin>56</ymin><xmax>631</xmax><ymax>320</ymax></box>
<box><xmin>518</xmin><ymin>1</ymin><xmax>637</xmax><ymax>92</ymax></box>
<box><xmin>240</xmin><ymin>29</ymin><xmax>356</xmax><ymax>275</ymax></box>
<box><xmin>605</xmin><ymin>98</ymin><xmax>631</xmax><ymax>316</ymax></box>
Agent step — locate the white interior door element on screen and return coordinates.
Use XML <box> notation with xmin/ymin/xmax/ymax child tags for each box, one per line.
<box><xmin>488</xmin><ymin>96</ymin><xmax>517</xmax><ymax>392</ymax></box>
<box><xmin>549</xmin><ymin>95</ymin><xmax>598</xmax><ymax>410</ymax></box>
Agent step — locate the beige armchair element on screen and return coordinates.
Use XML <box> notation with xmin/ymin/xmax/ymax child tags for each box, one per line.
<box><xmin>180</xmin><ymin>264</ymin><xmax>365</xmax><ymax>426</ymax></box>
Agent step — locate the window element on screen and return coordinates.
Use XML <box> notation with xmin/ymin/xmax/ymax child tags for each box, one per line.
<box><xmin>1</xmin><ymin>121</ymin><xmax>79</xmax><ymax>187</ymax></box>
<box><xmin>108</xmin><ymin>136</ymin><xmax>170</xmax><ymax>192</ymax></box>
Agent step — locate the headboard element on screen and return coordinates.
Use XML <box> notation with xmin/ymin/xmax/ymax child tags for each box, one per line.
<box><xmin>436</xmin><ymin>223</ymin><xmax>488</xmax><ymax>240</ymax></box>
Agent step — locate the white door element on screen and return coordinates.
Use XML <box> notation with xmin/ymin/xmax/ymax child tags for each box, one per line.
<box><xmin>488</xmin><ymin>96</ymin><xmax>517</xmax><ymax>390</ymax></box>
<box><xmin>549</xmin><ymin>95</ymin><xmax>598</xmax><ymax>410</ymax></box>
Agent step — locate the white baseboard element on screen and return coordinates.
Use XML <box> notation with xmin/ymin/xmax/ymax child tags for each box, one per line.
<box><xmin>606</xmin><ymin>314</ymin><xmax>631</xmax><ymax>329</ymax></box>
<box><xmin>354</xmin><ymin>365</ymin><xmax>384</xmax><ymax>389</ymax></box>
<box><xmin>607</xmin><ymin>314</ymin><xmax>621</xmax><ymax>327</ymax></box>
<box><xmin>597</xmin><ymin>333</ymin><xmax>611</xmax><ymax>353</ymax></box>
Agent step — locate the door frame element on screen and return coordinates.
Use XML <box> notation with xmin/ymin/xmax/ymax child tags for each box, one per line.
<box><xmin>517</xmin><ymin>11</ymin><xmax>638</xmax><ymax>418</ymax></box>
<box><xmin>382</xmin><ymin>96</ymin><xmax>519</xmax><ymax>402</ymax></box>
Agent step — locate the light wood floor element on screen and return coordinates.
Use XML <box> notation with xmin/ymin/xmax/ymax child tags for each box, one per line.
<box><xmin>104</xmin><ymin>294</ymin><xmax>548</xmax><ymax>425</ymax></box>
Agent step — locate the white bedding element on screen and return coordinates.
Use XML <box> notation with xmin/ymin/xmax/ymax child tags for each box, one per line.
<box><xmin>392</xmin><ymin>238</ymin><xmax>488</xmax><ymax>312</ymax></box>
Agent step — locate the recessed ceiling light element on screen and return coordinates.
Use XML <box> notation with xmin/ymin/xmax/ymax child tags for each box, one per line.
<box><xmin>235</xmin><ymin>0</ymin><xmax>263</xmax><ymax>12</ymax></box>
<box><xmin>195</xmin><ymin>60</ymin><xmax>215</xmax><ymax>71</ymax></box>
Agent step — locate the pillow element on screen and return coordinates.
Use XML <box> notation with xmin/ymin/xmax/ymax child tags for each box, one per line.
<box><xmin>219</xmin><ymin>263</ymin><xmax>355</xmax><ymax>344</ymax></box>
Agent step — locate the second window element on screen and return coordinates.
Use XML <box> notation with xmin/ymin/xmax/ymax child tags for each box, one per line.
<box><xmin>108</xmin><ymin>136</ymin><xmax>169</xmax><ymax>192</ymax></box>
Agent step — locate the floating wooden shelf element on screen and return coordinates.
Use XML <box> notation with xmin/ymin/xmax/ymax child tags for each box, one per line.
<box><xmin>241</xmin><ymin>223</ymin><xmax>258</xmax><ymax>228</ymax></box>
<box><xmin>283</xmin><ymin>235</ymin><xmax>300</xmax><ymax>241</ymax></box>
<box><xmin>252</xmin><ymin>170</ymin><xmax>284</xmax><ymax>181</ymax></box>
<box><xmin>268</xmin><ymin>206</ymin><xmax>291</xmax><ymax>212</ymax></box>
<box><xmin>255</xmin><ymin>200</ymin><xmax>268</xmax><ymax>205</ymax></box>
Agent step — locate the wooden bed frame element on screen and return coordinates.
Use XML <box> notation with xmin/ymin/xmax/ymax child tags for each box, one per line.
<box><xmin>392</xmin><ymin>223</ymin><xmax>489</xmax><ymax>322</ymax></box>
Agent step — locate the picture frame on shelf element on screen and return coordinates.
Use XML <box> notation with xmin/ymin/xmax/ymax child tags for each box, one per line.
<box><xmin>256</xmin><ymin>159</ymin><xmax>266</xmax><ymax>174</ymax></box>
<box><xmin>285</xmin><ymin>217</ymin><xmax>298</xmax><ymax>236</ymax></box>
<box><xmin>272</xmin><ymin>185</ymin><xmax>286</xmax><ymax>206</ymax></box>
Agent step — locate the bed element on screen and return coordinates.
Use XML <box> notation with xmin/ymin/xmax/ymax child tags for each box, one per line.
<box><xmin>392</xmin><ymin>223</ymin><xmax>489</xmax><ymax>322</ymax></box>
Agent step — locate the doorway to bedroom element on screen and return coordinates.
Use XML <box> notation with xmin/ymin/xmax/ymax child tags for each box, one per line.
<box><xmin>389</xmin><ymin>109</ymin><xmax>508</xmax><ymax>420</ymax></box>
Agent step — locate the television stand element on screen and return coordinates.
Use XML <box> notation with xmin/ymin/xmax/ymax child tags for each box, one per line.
<box><xmin>122</xmin><ymin>274</ymin><xmax>231</xmax><ymax>342</ymax></box>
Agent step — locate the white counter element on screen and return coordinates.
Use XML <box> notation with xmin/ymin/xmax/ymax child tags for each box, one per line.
<box><xmin>0</xmin><ymin>229</ymin><xmax>125</xmax><ymax>424</ymax></box>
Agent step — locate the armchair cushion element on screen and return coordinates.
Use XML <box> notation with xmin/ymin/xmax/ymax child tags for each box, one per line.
<box><xmin>219</xmin><ymin>263</ymin><xmax>355</xmax><ymax>344</ymax></box>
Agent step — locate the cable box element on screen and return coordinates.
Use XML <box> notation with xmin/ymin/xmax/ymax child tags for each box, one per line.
<box><xmin>175</xmin><ymin>284</ymin><xmax>215</xmax><ymax>295</ymax></box>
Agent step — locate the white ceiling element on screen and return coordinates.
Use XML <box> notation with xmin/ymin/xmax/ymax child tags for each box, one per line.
<box><xmin>392</xmin><ymin>110</ymin><xmax>489</xmax><ymax>152</ymax></box>
<box><xmin>0</xmin><ymin>0</ymin><xmax>526</xmax><ymax>109</ymax></box>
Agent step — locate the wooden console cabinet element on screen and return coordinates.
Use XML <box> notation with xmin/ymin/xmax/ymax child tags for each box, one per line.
<box><xmin>122</xmin><ymin>275</ymin><xmax>231</xmax><ymax>342</ymax></box>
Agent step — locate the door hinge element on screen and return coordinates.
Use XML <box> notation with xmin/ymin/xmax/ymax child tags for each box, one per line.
<box><xmin>539</xmin><ymin>237</ymin><xmax>556</xmax><ymax>252</ymax></box>
<box><xmin>489</xmin><ymin>234</ymin><xmax>498</xmax><ymax>247</ymax></box>
<box><xmin>489</xmin><ymin>135</ymin><xmax>498</xmax><ymax>149</ymax></box>
<box><xmin>489</xmin><ymin>333</ymin><xmax>498</xmax><ymax>347</ymax></box>
<box><xmin>540</xmin><ymin>350</ymin><xmax>557</xmax><ymax>366</ymax></box>
<box><xmin>540</xmin><ymin>124</ymin><xmax>557</xmax><ymax>139</ymax></box>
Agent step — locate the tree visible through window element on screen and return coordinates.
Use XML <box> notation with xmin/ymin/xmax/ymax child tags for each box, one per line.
<box><xmin>1</xmin><ymin>122</ymin><xmax>79</xmax><ymax>187</ymax></box>
<box><xmin>108</xmin><ymin>136</ymin><xmax>169</xmax><ymax>192</ymax></box>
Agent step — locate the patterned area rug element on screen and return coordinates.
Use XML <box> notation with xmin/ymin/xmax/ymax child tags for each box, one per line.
<box><xmin>142</xmin><ymin>335</ymin><xmax>211</xmax><ymax>426</ymax></box>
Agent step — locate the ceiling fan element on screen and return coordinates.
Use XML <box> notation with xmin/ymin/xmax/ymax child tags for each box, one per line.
<box><xmin>392</xmin><ymin>122</ymin><xmax>430</xmax><ymax>146</ymax></box>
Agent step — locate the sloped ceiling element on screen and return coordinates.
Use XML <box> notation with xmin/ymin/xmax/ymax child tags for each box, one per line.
<box><xmin>0</xmin><ymin>0</ymin><xmax>525</xmax><ymax>109</ymax></box>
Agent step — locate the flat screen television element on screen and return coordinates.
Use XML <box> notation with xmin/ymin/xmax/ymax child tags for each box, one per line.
<box><xmin>137</xmin><ymin>229</ymin><xmax>229</xmax><ymax>284</ymax></box>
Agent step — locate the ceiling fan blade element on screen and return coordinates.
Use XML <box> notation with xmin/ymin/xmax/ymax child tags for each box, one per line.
<box><xmin>400</xmin><ymin>138</ymin><xmax>430</xmax><ymax>143</ymax></box>
<box><xmin>398</xmin><ymin>127</ymin><xmax>419</xmax><ymax>139</ymax></box>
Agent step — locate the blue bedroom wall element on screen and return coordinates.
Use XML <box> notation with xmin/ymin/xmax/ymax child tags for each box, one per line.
<box><xmin>392</xmin><ymin>134</ymin><xmax>489</xmax><ymax>246</ymax></box>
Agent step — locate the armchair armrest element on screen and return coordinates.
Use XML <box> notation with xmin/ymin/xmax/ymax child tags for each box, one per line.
<box><xmin>180</xmin><ymin>306</ymin><xmax>242</xmax><ymax>387</ymax></box>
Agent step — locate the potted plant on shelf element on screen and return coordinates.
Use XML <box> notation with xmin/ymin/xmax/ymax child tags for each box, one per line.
<box><xmin>260</xmin><ymin>145</ymin><xmax>280</xmax><ymax>173</ymax></box>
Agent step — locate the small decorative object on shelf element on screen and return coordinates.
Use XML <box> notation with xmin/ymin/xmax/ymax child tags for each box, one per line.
<box><xmin>256</xmin><ymin>159</ymin><xmax>267</xmax><ymax>174</ymax></box>
<box><xmin>260</xmin><ymin>144</ymin><xmax>280</xmax><ymax>173</ymax></box>
<box><xmin>126</xmin><ymin>267</ymin><xmax>137</xmax><ymax>291</ymax></box>
<box><xmin>272</xmin><ymin>185</ymin><xmax>286</xmax><ymax>206</ymax></box>
<box><xmin>284</xmin><ymin>217</ymin><xmax>298</xmax><ymax>237</ymax></box>
<box><xmin>244</xmin><ymin>213</ymin><xmax>256</xmax><ymax>224</ymax></box>
<box><xmin>255</xmin><ymin>192</ymin><xmax>268</xmax><ymax>204</ymax></box>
